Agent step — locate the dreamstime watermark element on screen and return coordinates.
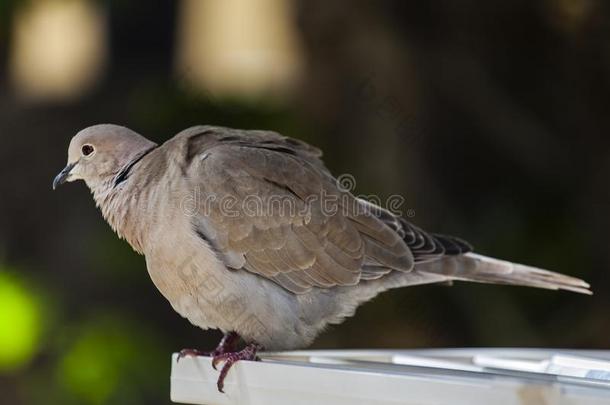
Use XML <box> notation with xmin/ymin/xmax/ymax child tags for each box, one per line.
<box><xmin>180</xmin><ymin>173</ymin><xmax>414</xmax><ymax>219</ymax></box>
<box><xmin>76</xmin><ymin>138</ymin><xmax>415</xmax><ymax>222</ymax></box>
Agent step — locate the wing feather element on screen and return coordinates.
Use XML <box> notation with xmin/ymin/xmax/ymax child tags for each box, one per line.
<box><xmin>179</xmin><ymin>126</ymin><xmax>416</xmax><ymax>293</ymax></box>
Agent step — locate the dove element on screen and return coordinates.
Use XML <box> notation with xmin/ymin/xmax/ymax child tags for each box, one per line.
<box><xmin>53</xmin><ymin>124</ymin><xmax>591</xmax><ymax>392</ymax></box>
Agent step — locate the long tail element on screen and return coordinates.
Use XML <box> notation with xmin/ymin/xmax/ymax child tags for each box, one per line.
<box><xmin>415</xmin><ymin>253</ymin><xmax>592</xmax><ymax>295</ymax></box>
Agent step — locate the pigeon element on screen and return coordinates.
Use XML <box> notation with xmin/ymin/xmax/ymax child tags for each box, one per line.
<box><xmin>53</xmin><ymin>124</ymin><xmax>591</xmax><ymax>392</ymax></box>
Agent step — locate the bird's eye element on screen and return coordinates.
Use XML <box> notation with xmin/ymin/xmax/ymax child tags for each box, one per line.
<box><xmin>82</xmin><ymin>144</ymin><xmax>95</xmax><ymax>156</ymax></box>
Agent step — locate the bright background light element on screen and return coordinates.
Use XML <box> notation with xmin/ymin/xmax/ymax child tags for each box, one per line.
<box><xmin>175</xmin><ymin>0</ymin><xmax>302</xmax><ymax>99</ymax></box>
<box><xmin>9</xmin><ymin>0</ymin><xmax>108</xmax><ymax>101</ymax></box>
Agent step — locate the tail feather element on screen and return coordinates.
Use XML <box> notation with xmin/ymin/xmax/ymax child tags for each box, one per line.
<box><xmin>416</xmin><ymin>253</ymin><xmax>592</xmax><ymax>295</ymax></box>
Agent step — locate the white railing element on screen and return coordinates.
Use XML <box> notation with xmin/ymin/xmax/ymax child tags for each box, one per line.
<box><xmin>171</xmin><ymin>348</ymin><xmax>610</xmax><ymax>405</ymax></box>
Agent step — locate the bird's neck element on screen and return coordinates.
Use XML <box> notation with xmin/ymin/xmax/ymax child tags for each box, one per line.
<box><xmin>92</xmin><ymin>181</ymin><xmax>149</xmax><ymax>254</ymax></box>
<box><xmin>90</xmin><ymin>146</ymin><xmax>159</xmax><ymax>254</ymax></box>
<box><xmin>89</xmin><ymin>148</ymin><xmax>156</xmax><ymax>254</ymax></box>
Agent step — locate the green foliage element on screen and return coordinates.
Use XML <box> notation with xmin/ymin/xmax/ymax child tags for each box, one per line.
<box><xmin>57</xmin><ymin>315</ymin><xmax>167</xmax><ymax>405</ymax></box>
<box><xmin>0</xmin><ymin>269</ymin><xmax>43</xmax><ymax>372</ymax></box>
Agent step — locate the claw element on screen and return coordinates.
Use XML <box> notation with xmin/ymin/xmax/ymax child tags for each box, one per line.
<box><xmin>212</xmin><ymin>354</ymin><xmax>224</xmax><ymax>370</ymax></box>
<box><xmin>176</xmin><ymin>348</ymin><xmax>208</xmax><ymax>363</ymax></box>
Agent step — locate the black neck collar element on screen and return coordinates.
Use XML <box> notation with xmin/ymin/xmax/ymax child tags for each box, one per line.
<box><xmin>113</xmin><ymin>146</ymin><xmax>157</xmax><ymax>188</ymax></box>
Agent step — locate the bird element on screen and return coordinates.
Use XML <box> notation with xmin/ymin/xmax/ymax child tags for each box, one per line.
<box><xmin>53</xmin><ymin>124</ymin><xmax>591</xmax><ymax>392</ymax></box>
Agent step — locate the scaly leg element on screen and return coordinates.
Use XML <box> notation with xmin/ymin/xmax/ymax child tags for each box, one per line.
<box><xmin>212</xmin><ymin>342</ymin><xmax>263</xmax><ymax>393</ymax></box>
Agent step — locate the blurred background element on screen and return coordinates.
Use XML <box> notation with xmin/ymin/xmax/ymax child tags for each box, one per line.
<box><xmin>0</xmin><ymin>0</ymin><xmax>608</xmax><ymax>403</ymax></box>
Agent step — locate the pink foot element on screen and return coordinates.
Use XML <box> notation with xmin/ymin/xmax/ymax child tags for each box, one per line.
<box><xmin>212</xmin><ymin>342</ymin><xmax>263</xmax><ymax>393</ymax></box>
<box><xmin>176</xmin><ymin>332</ymin><xmax>240</xmax><ymax>362</ymax></box>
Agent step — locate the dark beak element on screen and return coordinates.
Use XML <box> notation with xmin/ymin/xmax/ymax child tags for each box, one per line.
<box><xmin>52</xmin><ymin>163</ymin><xmax>75</xmax><ymax>190</ymax></box>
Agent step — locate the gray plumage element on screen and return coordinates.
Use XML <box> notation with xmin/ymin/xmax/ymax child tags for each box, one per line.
<box><xmin>54</xmin><ymin>124</ymin><xmax>591</xmax><ymax>351</ymax></box>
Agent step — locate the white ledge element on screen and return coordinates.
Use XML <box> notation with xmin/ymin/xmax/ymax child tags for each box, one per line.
<box><xmin>170</xmin><ymin>348</ymin><xmax>610</xmax><ymax>405</ymax></box>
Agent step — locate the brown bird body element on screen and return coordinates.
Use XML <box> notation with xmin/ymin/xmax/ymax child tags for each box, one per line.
<box><xmin>54</xmin><ymin>124</ymin><xmax>591</xmax><ymax>391</ymax></box>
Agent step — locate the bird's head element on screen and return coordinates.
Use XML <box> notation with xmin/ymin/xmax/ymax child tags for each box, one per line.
<box><xmin>53</xmin><ymin>124</ymin><xmax>157</xmax><ymax>190</ymax></box>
